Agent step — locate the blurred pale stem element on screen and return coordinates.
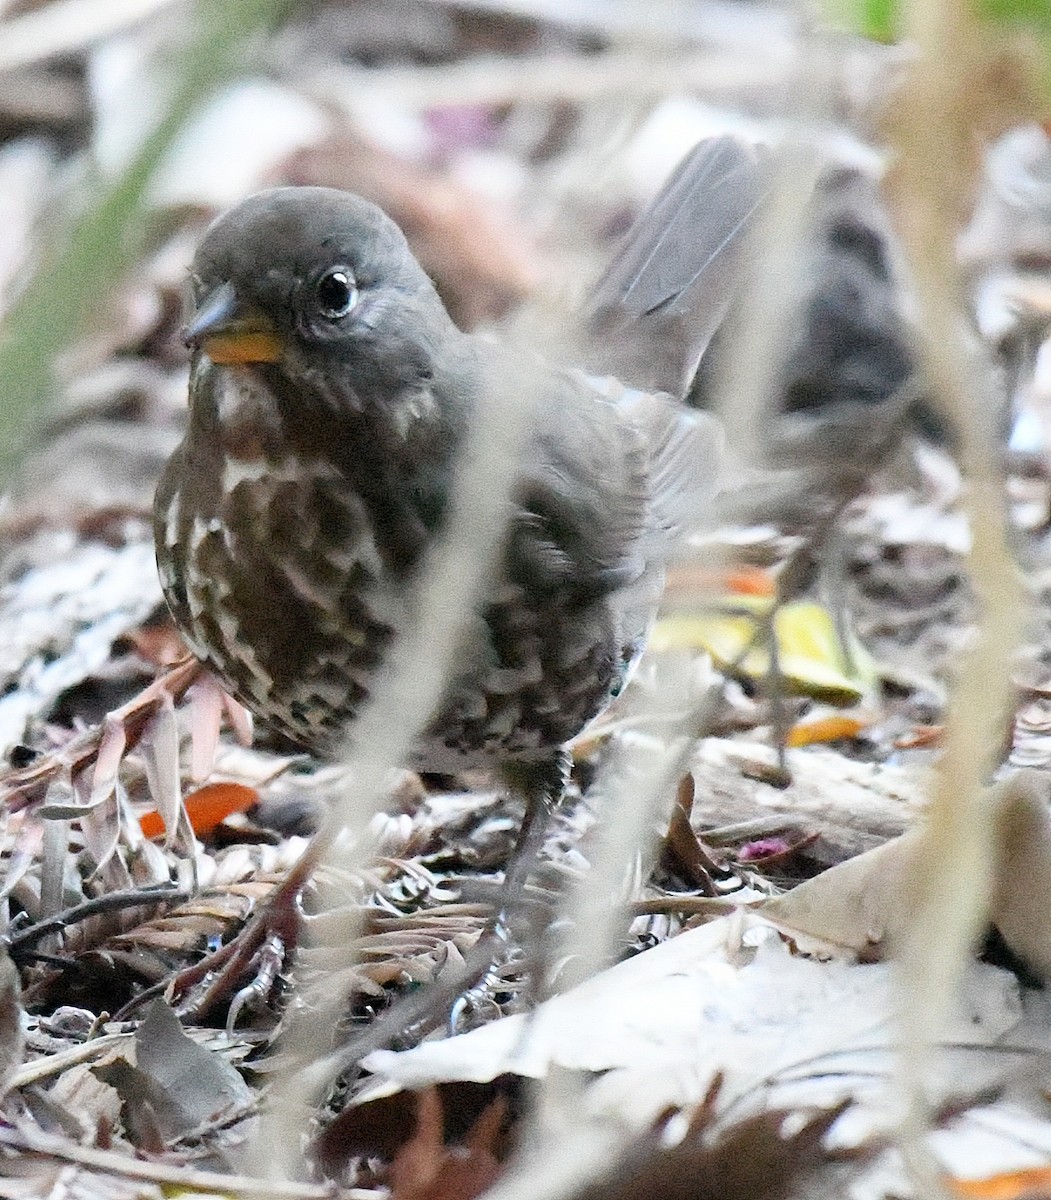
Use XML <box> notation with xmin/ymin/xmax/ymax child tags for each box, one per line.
<box><xmin>483</xmin><ymin>672</ymin><xmax>719</xmax><ymax>1200</ymax></box>
<box><xmin>245</xmin><ymin>346</ymin><xmax>544</xmax><ymax>1181</ymax></box>
<box><xmin>712</xmin><ymin>28</ymin><xmax>839</xmax><ymax>465</ymax></box>
<box><xmin>887</xmin><ymin>2</ymin><xmax>1026</xmax><ymax>1194</ymax></box>
<box><xmin>715</xmin><ymin>141</ymin><xmax>821</xmax><ymax>465</ymax></box>
<box><xmin>487</xmin><ymin>21</ymin><xmax>847</xmax><ymax>1200</ymax></box>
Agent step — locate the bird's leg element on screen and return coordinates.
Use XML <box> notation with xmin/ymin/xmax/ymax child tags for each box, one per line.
<box><xmin>293</xmin><ymin>750</ymin><xmax>572</xmax><ymax>1078</ymax></box>
<box><xmin>137</xmin><ymin>751</ymin><xmax>569</xmax><ymax>1050</ymax></box>
<box><xmin>449</xmin><ymin>750</ymin><xmax>571</xmax><ymax>1030</ymax></box>
<box><xmin>731</xmin><ymin>491</ymin><xmax>860</xmax><ymax>786</ymax></box>
<box><xmin>497</xmin><ymin>752</ymin><xmax>571</xmax><ymax>913</ymax></box>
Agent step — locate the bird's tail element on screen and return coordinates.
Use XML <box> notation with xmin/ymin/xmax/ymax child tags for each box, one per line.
<box><xmin>577</xmin><ymin>136</ymin><xmax>768</xmax><ymax>399</ymax></box>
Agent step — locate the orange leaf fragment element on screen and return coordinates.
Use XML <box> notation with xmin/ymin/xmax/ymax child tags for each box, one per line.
<box><xmin>139</xmin><ymin>781</ymin><xmax>258</xmax><ymax>839</ymax></box>
<box><xmin>786</xmin><ymin>714</ymin><xmax>868</xmax><ymax>747</ymax></box>
<box><xmin>723</xmin><ymin>566</ymin><xmax>777</xmax><ymax>597</ymax></box>
<box><xmin>664</xmin><ymin>563</ymin><xmax>776</xmax><ymax>600</ymax></box>
<box><xmin>949</xmin><ymin>1165</ymin><xmax>1051</xmax><ymax>1197</ymax></box>
<box><xmin>137</xmin><ymin>810</ymin><xmax>165</xmax><ymax>839</ymax></box>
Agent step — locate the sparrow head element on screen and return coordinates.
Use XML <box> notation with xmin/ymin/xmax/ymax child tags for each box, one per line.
<box><xmin>184</xmin><ymin>187</ymin><xmax>459</xmax><ymax>396</ymax></box>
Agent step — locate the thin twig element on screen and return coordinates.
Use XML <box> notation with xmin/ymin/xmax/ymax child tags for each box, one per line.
<box><xmin>0</xmin><ymin>1124</ymin><xmax>371</xmax><ymax>1199</ymax></box>
<box><xmin>4</xmin><ymin>884</ymin><xmax>187</xmax><ymax>957</ymax></box>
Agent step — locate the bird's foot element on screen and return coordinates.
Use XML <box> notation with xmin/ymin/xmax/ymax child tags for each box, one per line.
<box><xmin>446</xmin><ymin>915</ymin><xmax>533</xmax><ymax>1034</ymax></box>
<box><xmin>165</xmin><ymin>835</ymin><xmax>322</xmax><ymax>1028</ymax></box>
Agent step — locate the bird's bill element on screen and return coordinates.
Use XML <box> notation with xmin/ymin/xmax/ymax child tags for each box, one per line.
<box><xmin>201</xmin><ymin>330</ymin><xmax>284</xmax><ymax>364</ymax></box>
<box><xmin>183</xmin><ymin>280</ymin><xmax>284</xmax><ymax>365</ymax></box>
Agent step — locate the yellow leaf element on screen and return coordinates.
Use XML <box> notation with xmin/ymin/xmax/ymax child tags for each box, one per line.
<box><xmin>653</xmin><ymin>599</ymin><xmax>876</xmax><ymax>705</ymax></box>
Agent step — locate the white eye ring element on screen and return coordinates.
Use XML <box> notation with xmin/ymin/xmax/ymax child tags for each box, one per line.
<box><xmin>314</xmin><ymin>267</ymin><xmax>357</xmax><ymax>319</ymax></box>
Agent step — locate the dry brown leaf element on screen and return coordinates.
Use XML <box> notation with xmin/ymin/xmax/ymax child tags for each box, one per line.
<box><xmin>660</xmin><ymin>774</ymin><xmax>722</xmax><ymax>894</ymax></box>
<box><xmin>317</xmin><ymin>1079</ymin><xmax>515</xmax><ymax>1185</ymax></box>
<box><xmin>388</xmin><ymin>1087</ymin><xmax>505</xmax><ymax>1200</ymax></box>
<box><xmin>759</xmin><ymin>769</ymin><xmax>1051</xmax><ymax>973</ymax></box>
<box><xmin>95</xmin><ymin>1001</ymin><xmax>253</xmax><ymax>1146</ymax></box>
<box><xmin>46</xmin><ymin>1060</ymin><xmax>124</xmax><ymax>1138</ymax></box>
<box><xmin>567</xmin><ymin>1103</ymin><xmax>843</xmax><ymax>1200</ymax></box>
<box><xmin>986</xmin><ymin>770</ymin><xmax>1051</xmax><ymax>978</ymax></box>
<box><xmin>315</xmin><ymin>1086</ymin><xmax>419</xmax><ymax>1174</ymax></box>
<box><xmin>758</xmin><ymin>831</ymin><xmax>918</xmax><ymax>957</ymax></box>
<box><xmin>688</xmin><ymin>737</ymin><xmax>926</xmax><ymax>869</ymax></box>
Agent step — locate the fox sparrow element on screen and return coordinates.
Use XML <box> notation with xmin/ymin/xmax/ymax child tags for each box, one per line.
<box><xmin>154</xmin><ymin>137</ymin><xmax>762</xmax><ymax>823</ymax></box>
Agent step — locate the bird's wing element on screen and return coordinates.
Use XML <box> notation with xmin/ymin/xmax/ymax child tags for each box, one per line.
<box><xmin>505</xmin><ymin>369</ymin><xmax>721</xmax><ymax>597</ymax></box>
<box><xmin>505</xmin><ymin>369</ymin><xmax>653</xmax><ymax>598</ymax></box>
<box><xmin>619</xmin><ymin>387</ymin><xmax>723</xmax><ymax>539</ymax></box>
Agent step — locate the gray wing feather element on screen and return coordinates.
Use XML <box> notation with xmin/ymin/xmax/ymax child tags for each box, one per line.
<box><xmin>507</xmin><ymin>370</ymin><xmax>722</xmax><ymax>598</ymax></box>
<box><xmin>606</xmin><ymin>382</ymin><xmax>723</xmax><ymax>540</ymax></box>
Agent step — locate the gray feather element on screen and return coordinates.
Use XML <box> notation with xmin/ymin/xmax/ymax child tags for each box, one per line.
<box><xmin>579</xmin><ymin>136</ymin><xmax>768</xmax><ymax>396</ymax></box>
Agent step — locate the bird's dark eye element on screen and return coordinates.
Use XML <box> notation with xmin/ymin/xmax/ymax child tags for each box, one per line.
<box><xmin>314</xmin><ymin>268</ymin><xmax>357</xmax><ymax>319</ymax></box>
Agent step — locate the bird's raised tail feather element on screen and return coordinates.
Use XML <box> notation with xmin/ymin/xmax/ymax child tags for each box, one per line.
<box><xmin>578</xmin><ymin>136</ymin><xmax>768</xmax><ymax>398</ymax></box>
